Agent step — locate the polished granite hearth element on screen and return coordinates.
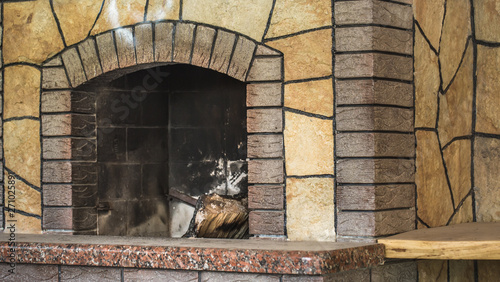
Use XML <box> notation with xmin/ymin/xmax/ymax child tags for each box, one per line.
<box><xmin>0</xmin><ymin>234</ymin><xmax>383</xmax><ymax>275</ymax></box>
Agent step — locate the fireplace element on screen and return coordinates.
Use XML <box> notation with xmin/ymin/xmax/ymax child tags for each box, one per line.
<box><xmin>39</xmin><ymin>23</ymin><xmax>285</xmax><ymax>237</ymax></box>
<box><xmin>74</xmin><ymin>64</ymin><xmax>247</xmax><ymax>237</ymax></box>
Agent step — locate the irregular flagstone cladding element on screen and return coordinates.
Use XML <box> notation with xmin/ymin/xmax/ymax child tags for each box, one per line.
<box><xmin>3</xmin><ymin>65</ymin><xmax>41</xmax><ymax>119</ymax></box>
<box><xmin>267</xmin><ymin>29</ymin><xmax>332</xmax><ymax>81</ymax></box>
<box><xmin>284</xmin><ymin>79</ymin><xmax>333</xmax><ymax>117</ymax></box>
<box><xmin>3</xmin><ymin>0</ymin><xmax>64</xmax><ymax>65</ymax></box>
<box><xmin>3</xmin><ymin>120</ymin><xmax>41</xmax><ymax>188</ymax></box>
<box><xmin>265</xmin><ymin>0</ymin><xmax>331</xmax><ymax>39</ymax></box>
<box><xmin>6</xmin><ymin>213</ymin><xmax>41</xmax><ymax>233</ymax></box>
<box><xmin>474</xmin><ymin>0</ymin><xmax>500</xmax><ymax>42</ymax></box>
<box><xmin>415</xmin><ymin>130</ymin><xmax>453</xmax><ymax>227</ymax></box>
<box><xmin>449</xmin><ymin>196</ymin><xmax>473</xmax><ymax>225</ymax></box>
<box><xmin>442</xmin><ymin>140</ymin><xmax>471</xmax><ymax>207</ymax></box>
<box><xmin>439</xmin><ymin>0</ymin><xmax>471</xmax><ymax>89</ymax></box>
<box><xmin>52</xmin><ymin>0</ymin><xmax>103</xmax><ymax>46</ymax></box>
<box><xmin>90</xmin><ymin>0</ymin><xmax>147</xmax><ymax>35</ymax></box>
<box><xmin>417</xmin><ymin>221</ymin><xmax>427</xmax><ymax>230</ymax></box>
<box><xmin>417</xmin><ymin>260</ymin><xmax>448</xmax><ymax>282</ymax></box>
<box><xmin>414</xmin><ymin>0</ymin><xmax>445</xmax><ymax>50</ymax></box>
<box><xmin>476</xmin><ymin>45</ymin><xmax>500</xmax><ymax>135</ymax></box>
<box><xmin>284</xmin><ymin>111</ymin><xmax>333</xmax><ymax>176</ymax></box>
<box><xmin>414</xmin><ymin>28</ymin><xmax>439</xmax><ymax>128</ymax></box>
<box><xmin>437</xmin><ymin>43</ymin><xmax>473</xmax><ymax>146</ymax></box>
<box><xmin>478</xmin><ymin>261</ymin><xmax>500</xmax><ymax>281</ymax></box>
<box><xmin>474</xmin><ymin>137</ymin><xmax>500</xmax><ymax>222</ymax></box>
<box><xmin>286</xmin><ymin>178</ymin><xmax>335</xmax><ymax>241</ymax></box>
<box><xmin>182</xmin><ymin>0</ymin><xmax>273</xmax><ymax>41</ymax></box>
<box><xmin>146</xmin><ymin>0</ymin><xmax>180</xmax><ymax>21</ymax></box>
<box><xmin>449</xmin><ymin>261</ymin><xmax>475</xmax><ymax>282</ymax></box>
<box><xmin>4</xmin><ymin>179</ymin><xmax>41</xmax><ymax>216</ymax></box>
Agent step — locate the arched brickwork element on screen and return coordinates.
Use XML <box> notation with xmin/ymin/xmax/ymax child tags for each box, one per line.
<box><xmin>40</xmin><ymin>21</ymin><xmax>285</xmax><ymax>237</ymax></box>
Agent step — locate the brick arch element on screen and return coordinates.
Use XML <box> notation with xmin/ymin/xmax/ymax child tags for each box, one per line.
<box><xmin>40</xmin><ymin>21</ymin><xmax>286</xmax><ymax>237</ymax></box>
<box><xmin>42</xmin><ymin>22</ymin><xmax>282</xmax><ymax>86</ymax></box>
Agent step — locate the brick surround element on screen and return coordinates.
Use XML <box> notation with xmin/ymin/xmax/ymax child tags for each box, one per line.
<box><xmin>39</xmin><ymin>22</ymin><xmax>285</xmax><ymax>236</ymax></box>
<box><xmin>334</xmin><ymin>0</ymin><xmax>415</xmax><ymax>240</ymax></box>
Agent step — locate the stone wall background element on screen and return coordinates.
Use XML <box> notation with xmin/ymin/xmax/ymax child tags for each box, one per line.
<box><xmin>414</xmin><ymin>0</ymin><xmax>500</xmax><ymax>280</ymax></box>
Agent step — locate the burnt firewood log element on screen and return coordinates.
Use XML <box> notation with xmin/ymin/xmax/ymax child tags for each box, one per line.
<box><xmin>183</xmin><ymin>193</ymin><xmax>249</xmax><ymax>239</ymax></box>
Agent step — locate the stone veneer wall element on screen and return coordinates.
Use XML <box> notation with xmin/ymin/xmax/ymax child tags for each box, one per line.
<box><xmin>0</xmin><ymin>0</ymin><xmax>419</xmax><ymax>244</ymax></box>
<box><xmin>0</xmin><ymin>0</ymin><xmax>424</xmax><ymax>280</ymax></box>
<box><xmin>414</xmin><ymin>0</ymin><xmax>500</xmax><ymax>280</ymax></box>
<box><xmin>1</xmin><ymin>0</ymin><xmax>419</xmax><ymax>244</ymax></box>
<box><xmin>0</xmin><ymin>0</ymin><xmax>334</xmax><ymax>239</ymax></box>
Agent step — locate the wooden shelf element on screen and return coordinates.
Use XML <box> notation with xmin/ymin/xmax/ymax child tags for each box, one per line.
<box><xmin>378</xmin><ymin>222</ymin><xmax>500</xmax><ymax>260</ymax></box>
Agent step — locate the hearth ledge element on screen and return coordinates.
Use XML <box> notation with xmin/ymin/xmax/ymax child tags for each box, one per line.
<box><xmin>0</xmin><ymin>234</ymin><xmax>383</xmax><ymax>275</ymax></box>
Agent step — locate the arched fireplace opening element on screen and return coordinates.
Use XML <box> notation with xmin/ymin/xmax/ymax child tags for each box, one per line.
<box><xmin>77</xmin><ymin>64</ymin><xmax>248</xmax><ymax>237</ymax></box>
<box><xmin>40</xmin><ymin>23</ymin><xmax>285</xmax><ymax>238</ymax></box>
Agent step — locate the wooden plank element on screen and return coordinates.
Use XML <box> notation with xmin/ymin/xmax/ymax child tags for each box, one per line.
<box><xmin>378</xmin><ymin>222</ymin><xmax>500</xmax><ymax>260</ymax></box>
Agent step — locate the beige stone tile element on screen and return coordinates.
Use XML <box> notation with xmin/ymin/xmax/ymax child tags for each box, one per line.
<box><xmin>4</xmin><ymin>176</ymin><xmax>41</xmax><ymax>216</ymax></box>
<box><xmin>3</xmin><ymin>212</ymin><xmax>41</xmax><ymax>233</ymax></box>
<box><xmin>474</xmin><ymin>0</ymin><xmax>500</xmax><ymax>42</ymax></box>
<box><xmin>286</xmin><ymin>177</ymin><xmax>335</xmax><ymax>241</ymax></box>
<box><xmin>474</xmin><ymin>137</ymin><xmax>500</xmax><ymax>222</ymax></box>
<box><xmin>414</xmin><ymin>0</ymin><xmax>445</xmax><ymax>50</ymax></box>
<box><xmin>449</xmin><ymin>260</ymin><xmax>474</xmax><ymax>282</ymax></box>
<box><xmin>443</xmin><ymin>140</ymin><xmax>471</xmax><ymax>207</ymax></box>
<box><xmin>53</xmin><ymin>0</ymin><xmax>103</xmax><ymax>46</ymax></box>
<box><xmin>416</xmin><ymin>131</ymin><xmax>454</xmax><ymax>227</ymax></box>
<box><xmin>417</xmin><ymin>260</ymin><xmax>448</xmax><ymax>282</ymax></box>
<box><xmin>478</xmin><ymin>261</ymin><xmax>500</xmax><ymax>282</ymax></box>
<box><xmin>439</xmin><ymin>0</ymin><xmax>471</xmax><ymax>88</ymax></box>
<box><xmin>267</xmin><ymin>29</ymin><xmax>332</xmax><ymax>81</ymax></box>
<box><xmin>4</xmin><ymin>120</ymin><xmax>41</xmax><ymax>187</ymax></box>
<box><xmin>284</xmin><ymin>112</ymin><xmax>333</xmax><ymax>176</ymax></box>
<box><xmin>182</xmin><ymin>0</ymin><xmax>273</xmax><ymax>40</ymax></box>
<box><xmin>4</xmin><ymin>65</ymin><xmax>41</xmax><ymax>119</ymax></box>
<box><xmin>146</xmin><ymin>0</ymin><xmax>180</xmax><ymax>21</ymax></box>
<box><xmin>476</xmin><ymin>45</ymin><xmax>500</xmax><ymax>135</ymax></box>
<box><xmin>449</xmin><ymin>196</ymin><xmax>473</xmax><ymax>225</ymax></box>
<box><xmin>284</xmin><ymin>78</ymin><xmax>333</xmax><ymax>117</ymax></box>
<box><xmin>3</xmin><ymin>0</ymin><xmax>64</xmax><ymax>64</ymax></box>
<box><xmin>415</xmin><ymin>27</ymin><xmax>439</xmax><ymax>128</ymax></box>
<box><xmin>417</xmin><ymin>221</ymin><xmax>428</xmax><ymax>229</ymax></box>
<box><xmin>90</xmin><ymin>0</ymin><xmax>147</xmax><ymax>35</ymax></box>
<box><xmin>266</xmin><ymin>0</ymin><xmax>331</xmax><ymax>39</ymax></box>
<box><xmin>438</xmin><ymin>42</ymin><xmax>473</xmax><ymax>146</ymax></box>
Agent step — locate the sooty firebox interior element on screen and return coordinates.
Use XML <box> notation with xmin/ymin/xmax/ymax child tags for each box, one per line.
<box><xmin>90</xmin><ymin>64</ymin><xmax>247</xmax><ymax>237</ymax></box>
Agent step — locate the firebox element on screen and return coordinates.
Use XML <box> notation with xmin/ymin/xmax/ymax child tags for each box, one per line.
<box><xmin>85</xmin><ymin>64</ymin><xmax>247</xmax><ymax>237</ymax></box>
